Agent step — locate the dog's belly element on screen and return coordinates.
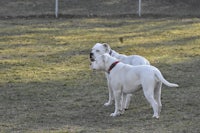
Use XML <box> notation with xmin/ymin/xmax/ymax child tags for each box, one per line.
<box><xmin>123</xmin><ymin>85</ymin><xmax>141</xmax><ymax>94</ymax></box>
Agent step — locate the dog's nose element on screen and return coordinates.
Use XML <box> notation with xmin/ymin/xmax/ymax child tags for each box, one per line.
<box><xmin>90</xmin><ymin>52</ymin><xmax>95</xmax><ymax>62</ymax></box>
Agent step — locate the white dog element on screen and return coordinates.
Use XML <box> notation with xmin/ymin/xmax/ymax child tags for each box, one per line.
<box><xmin>90</xmin><ymin>54</ymin><xmax>179</xmax><ymax>118</ymax></box>
<box><xmin>90</xmin><ymin>43</ymin><xmax>150</xmax><ymax>109</ymax></box>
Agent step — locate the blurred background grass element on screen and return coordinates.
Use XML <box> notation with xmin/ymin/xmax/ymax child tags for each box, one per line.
<box><xmin>0</xmin><ymin>0</ymin><xmax>200</xmax><ymax>18</ymax></box>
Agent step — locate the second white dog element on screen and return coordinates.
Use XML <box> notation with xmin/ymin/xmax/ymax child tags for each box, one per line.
<box><xmin>91</xmin><ymin>54</ymin><xmax>179</xmax><ymax>118</ymax></box>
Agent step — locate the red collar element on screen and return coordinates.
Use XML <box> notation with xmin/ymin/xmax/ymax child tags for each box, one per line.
<box><xmin>108</xmin><ymin>61</ymin><xmax>120</xmax><ymax>74</ymax></box>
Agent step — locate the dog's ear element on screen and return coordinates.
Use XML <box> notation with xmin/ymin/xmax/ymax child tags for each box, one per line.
<box><xmin>102</xmin><ymin>43</ymin><xmax>111</xmax><ymax>53</ymax></box>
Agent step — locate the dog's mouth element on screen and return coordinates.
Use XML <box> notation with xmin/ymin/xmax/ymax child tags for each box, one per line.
<box><xmin>89</xmin><ymin>52</ymin><xmax>95</xmax><ymax>62</ymax></box>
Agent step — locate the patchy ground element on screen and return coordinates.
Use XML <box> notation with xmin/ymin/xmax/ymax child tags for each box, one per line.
<box><xmin>0</xmin><ymin>17</ymin><xmax>200</xmax><ymax>132</ymax></box>
<box><xmin>0</xmin><ymin>1</ymin><xmax>200</xmax><ymax>133</ymax></box>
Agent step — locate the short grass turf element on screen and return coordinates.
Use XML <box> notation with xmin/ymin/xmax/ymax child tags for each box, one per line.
<box><xmin>0</xmin><ymin>18</ymin><xmax>200</xmax><ymax>132</ymax></box>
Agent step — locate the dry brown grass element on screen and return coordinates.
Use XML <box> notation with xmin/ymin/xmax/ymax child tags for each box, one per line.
<box><xmin>0</xmin><ymin>1</ymin><xmax>200</xmax><ymax>132</ymax></box>
<box><xmin>0</xmin><ymin>17</ymin><xmax>200</xmax><ymax>132</ymax></box>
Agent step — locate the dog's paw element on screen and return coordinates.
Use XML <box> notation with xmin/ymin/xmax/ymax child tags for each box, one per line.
<box><xmin>110</xmin><ymin>113</ymin><xmax>117</xmax><ymax>117</ymax></box>
<box><xmin>152</xmin><ymin>114</ymin><xmax>159</xmax><ymax>119</ymax></box>
<box><xmin>104</xmin><ymin>102</ymin><xmax>112</xmax><ymax>106</ymax></box>
<box><xmin>110</xmin><ymin>112</ymin><xmax>120</xmax><ymax>117</ymax></box>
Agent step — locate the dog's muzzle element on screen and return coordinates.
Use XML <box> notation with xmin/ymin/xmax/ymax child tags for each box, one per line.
<box><xmin>90</xmin><ymin>52</ymin><xmax>95</xmax><ymax>62</ymax></box>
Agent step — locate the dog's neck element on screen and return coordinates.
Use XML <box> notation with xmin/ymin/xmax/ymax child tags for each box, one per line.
<box><xmin>107</xmin><ymin>61</ymin><xmax>120</xmax><ymax>74</ymax></box>
<box><xmin>109</xmin><ymin>49</ymin><xmax>127</xmax><ymax>60</ymax></box>
<box><xmin>105</xmin><ymin>56</ymin><xmax>120</xmax><ymax>74</ymax></box>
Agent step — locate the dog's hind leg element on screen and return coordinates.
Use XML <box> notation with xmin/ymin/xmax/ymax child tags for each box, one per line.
<box><xmin>124</xmin><ymin>94</ymin><xmax>132</xmax><ymax>110</ymax></box>
<box><xmin>142</xmin><ymin>85</ymin><xmax>159</xmax><ymax>119</ymax></box>
<box><xmin>154</xmin><ymin>81</ymin><xmax>162</xmax><ymax>114</ymax></box>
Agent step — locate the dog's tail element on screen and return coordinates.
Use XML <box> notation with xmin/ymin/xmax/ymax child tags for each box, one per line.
<box><xmin>154</xmin><ymin>68</ymin><xmax>179</xmax><ymax>88</ymax></box>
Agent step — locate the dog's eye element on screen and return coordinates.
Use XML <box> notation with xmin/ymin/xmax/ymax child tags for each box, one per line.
<box><xmin>96</xmin><ymin>50</ymin><xmax>100</xmax><ymax>52</ymax></box>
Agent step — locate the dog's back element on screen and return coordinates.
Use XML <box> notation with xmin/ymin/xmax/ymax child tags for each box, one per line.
<box><xmin>118</xmin><ymin>55</ymin><xmax>150</xmax><ymax>66</ymax></box>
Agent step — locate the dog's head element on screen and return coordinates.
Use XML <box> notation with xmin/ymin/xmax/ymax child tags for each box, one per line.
<box><xmin>90</xmin><ymin>53</ymin><xmax>117</xmax><ymax>72</ymax></box>
<box><xmin>90</xmin><ymin>54</ymin><xmax>106</xmax><ymax>71</ymax></box>
<box><xmin>90</xmin><ymin>43</ymin><xmax>111</xmax><ymax>62</ymax></box>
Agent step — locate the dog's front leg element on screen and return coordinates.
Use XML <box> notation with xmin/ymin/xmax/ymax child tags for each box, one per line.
<box><xmin>110</xmin><ymin>90</ymin><xmax>121</xmax><ymax>117</ymax></box>
<box><xmin>120</xmin><ymin>93</ymin><xmax>127</xmax><ymax>114</ymax></box>
<box><xmin>104</xmin><ymin>73</ymin><xmax>113</xmax><ymax>106</ymax></box>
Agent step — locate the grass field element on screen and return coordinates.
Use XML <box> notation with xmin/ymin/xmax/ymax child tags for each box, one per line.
<box><xmin>0</xmin><ymin>17</ymin><xmax>200</xmax><ymax>132</ymax></box>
